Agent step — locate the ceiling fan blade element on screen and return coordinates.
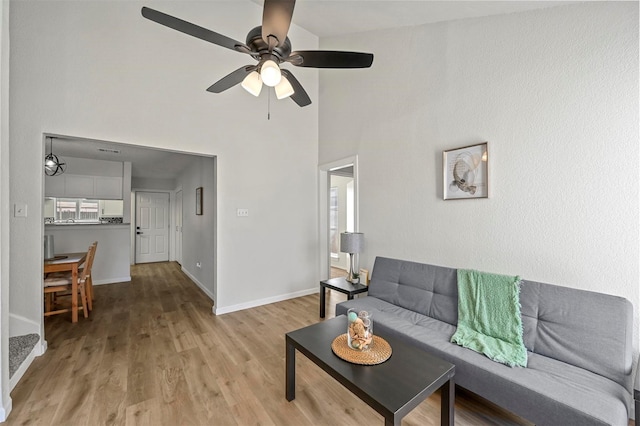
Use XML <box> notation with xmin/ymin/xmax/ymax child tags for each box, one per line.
<box><xmin>207</xmin><ymin>65</ymin><xmax>257</xmax><ymax>93</ymax></box>
<box><xmin>288</xmin><ymin>51</ymin><xmax>374</xmax><ymax>68</ymax></box>
<box><xmin>262</xmin><ymin>0</ymin><xmax>296</xmax><ymax>48</ymax></box>
<box><xmin>281</xmin><ymin>69</ymin><xmax>311</xmax><ymax>107</ymax></box>
<box><xmin>141</xmin><ymin>7</ymin><xmax>250</xmax><ymax>53</ymax></box>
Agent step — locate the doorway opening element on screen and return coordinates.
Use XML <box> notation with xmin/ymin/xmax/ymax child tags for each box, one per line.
<box><xmin>175</xmin><ymin>189</ymin><xmax>183</xmax><ymax>266</ymax></box>
<box><xmin>318</xmin><ymin>156</ymin><xmax>358</xmax><ymax>281</ymax></box>
<box><xmin>329</xmin><ymin>166</ymin><xmax>354</xmax><ymax>279</ymax></box>
<box><xmin>38</xmin><ymin>133</ymin><xmax>217</xmax><ymax>323</ymax></box>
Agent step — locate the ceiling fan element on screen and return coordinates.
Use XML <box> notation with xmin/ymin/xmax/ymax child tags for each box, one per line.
<box><xmin>141</xmin><ymin>0</ymin><xmax>374</xmax><ymax>107</ymax></box>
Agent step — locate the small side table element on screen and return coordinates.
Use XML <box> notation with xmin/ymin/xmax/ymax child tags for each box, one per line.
<box><xmin>319</xmin><ymin>277</ymin><xmax>368</xmax><ymax>318</ymax></box>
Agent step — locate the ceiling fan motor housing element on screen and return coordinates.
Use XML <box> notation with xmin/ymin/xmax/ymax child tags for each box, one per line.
<box><xmin>246</xmin><ymin>26</ymin><xmax>291</xmax><ymax>63</ymax></box>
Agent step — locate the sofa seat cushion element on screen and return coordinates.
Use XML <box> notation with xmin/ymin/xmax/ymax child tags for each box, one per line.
<box><xmin>337</xmin><ymin>298</ymin><xmax>631</xmax><ymax>426</ymax></box>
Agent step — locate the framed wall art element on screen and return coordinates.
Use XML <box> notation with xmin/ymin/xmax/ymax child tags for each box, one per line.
<box><xmin>196</xmin><ymin>187</ymin><xmax>203</xmax><ymax>215</ymax></box>
<box><xmin>443</xmin><ymin>142</ymin><xmax>488</xmax><ymax>200</ymax></box>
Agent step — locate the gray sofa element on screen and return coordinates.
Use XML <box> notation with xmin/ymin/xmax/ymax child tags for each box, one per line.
<box><xmin>336</xmin><ymin>257</ymin><xmax>635</xmax><ymax>425</ymax></box>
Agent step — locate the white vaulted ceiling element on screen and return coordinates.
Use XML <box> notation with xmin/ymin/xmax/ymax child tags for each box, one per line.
<box><xmin>252</xmin><ymin>1</ymin><xmax>578</xmax><ymax>37</ymax></box>
<box><xmin>44</xmin><ymin>1</ymin><xmax>578</xmax><ymax>180</ymax></box>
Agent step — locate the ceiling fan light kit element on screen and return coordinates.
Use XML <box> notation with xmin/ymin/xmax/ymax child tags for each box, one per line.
<box><xmin>241</xmin><ymin>71</ymin><xmax>263</xmax><ymax>97</ymax></box>
<box><xmin>275</xmin><ymin>76</ymin><xmax>294</xmax><ymax>100</ymax></box>
<box><xmin>141</xmin><ymin>0</ymin><xmax>374</xmax><ymax>107</ymax></box>
<box><xmin>260</xmin><ymin>59</ymin><xmax>282</xmax><ymax>87</ymax></box>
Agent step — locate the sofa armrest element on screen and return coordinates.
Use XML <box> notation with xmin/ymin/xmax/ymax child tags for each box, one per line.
<box><xmin>635</xmin><ymin>364</ymin><xmax>640</xmax><ymax>420</ymax></box>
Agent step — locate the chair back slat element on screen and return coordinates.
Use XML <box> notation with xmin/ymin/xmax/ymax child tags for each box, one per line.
<box><xmin>80</xmin><ymin>241</ymin><xmax>98</xmax><ymax>282</ymax></box>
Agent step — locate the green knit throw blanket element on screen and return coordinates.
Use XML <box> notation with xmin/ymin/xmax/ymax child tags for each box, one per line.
<box><xmin>450</xmin><ymin>269</ymin><xmax>527</xmax><ymax>368</ymax></box>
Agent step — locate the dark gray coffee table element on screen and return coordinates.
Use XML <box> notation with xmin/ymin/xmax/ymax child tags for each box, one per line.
<box><xmin>285</xmin><ymin>316</ymin><xmax>455</xmax><ymax>426</ymax></box>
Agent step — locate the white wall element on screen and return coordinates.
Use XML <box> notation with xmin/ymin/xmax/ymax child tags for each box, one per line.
<box><xmin>177</xmin><ymin>156</ymin><xmax>216</xmax><ymax>300</ymax></box>
<box><xmin>8</xmin><ymin>0</ymin><xmax>319</xmax><ymax>344</ymax></box>
<box><xmin>319</xmin><ymin>1</ymin><xmax>639</xmax><ymax>356</ymax></box>
<box><xmin>131</xmin><ymin>177</ymin><xmax>175</xmax><ymax>190</ymax></box>
<box><xmin>44</xmin><ymin>225</ymin><xmax>131</xmax><ymax>285</ymax></box>
<box><xmin>0</xmin><ymin>0</ymin><xmax>9</xmax><ymax>420</ymax></box>
<box><xmin>59</xmin><ymin>156</ymin><xmax>122</xmax><ymax>177</ymax></box>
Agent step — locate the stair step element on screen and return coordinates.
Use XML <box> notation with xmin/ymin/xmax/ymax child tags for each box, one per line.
<box><xmin>9</xmin><ymin>334</ymin><xmax>39</xmax><ymax>378</ymax></box>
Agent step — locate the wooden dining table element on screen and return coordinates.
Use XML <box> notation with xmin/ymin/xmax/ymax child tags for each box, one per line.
<box><xmin>44</xmin><ymin>252</ymin><xmax>87</xmax><ymax>323</ymax></box>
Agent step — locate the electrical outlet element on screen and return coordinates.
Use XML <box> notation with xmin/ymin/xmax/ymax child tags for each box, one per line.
<box><xmin>237</xmin><ymin>208</ymin><xmax>249</xmax><ymax>217</ymax></box>
<box><xmin>196</xmin><ymin>262</ymin><xmax>202</xmax><ymax>268</ymax></box>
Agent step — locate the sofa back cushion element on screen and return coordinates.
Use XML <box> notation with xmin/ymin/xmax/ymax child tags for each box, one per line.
<box><xmin>368</xmin><ymin>257</ymin><xmax>459</xmax><ymax>325</ymax></box>
<box><xmin>520</xmin><ymin>279</ymin><xmax>633</xmax><ymax>391</ymax></box>
<box><xmin>368</xmin><ymin>256</ymin><xmax>633</xmax><ymax>390</ymax></box>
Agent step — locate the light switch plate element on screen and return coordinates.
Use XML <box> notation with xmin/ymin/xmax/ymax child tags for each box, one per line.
<box><xmin>237</xmin><ymin>208</ymin><xmax>249</xmax><ymax>217</ymax></box>
<box><xmin>14</xmin><ymin>203</ymin><xmax>27</xmax><ymax>217</ymax></box>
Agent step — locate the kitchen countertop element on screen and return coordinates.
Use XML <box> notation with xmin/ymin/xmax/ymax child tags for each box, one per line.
<box><xmin>45</xmin><ymin>223</ymin><xmax>130</xmax><ymax>229</ymax></box>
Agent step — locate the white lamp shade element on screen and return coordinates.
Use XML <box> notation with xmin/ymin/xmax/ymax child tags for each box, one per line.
<box><xmin>241</xmin><ymin>71</ymin><xmax>262</xmax><ymax>97</ymax></box>
<box><xmin>275</xmin><ymin>76</ymin><xmax>294</xmax><ymax>100</ymax></box>
<box><xmin>260</xmin><ymin>59</ymin><xmax>282</xmax><ymax>87</ymax></box>
<box><xmin>340</xmin><ymin>232</ymin><xmax>364</xmax><ymax>254</ymax></box>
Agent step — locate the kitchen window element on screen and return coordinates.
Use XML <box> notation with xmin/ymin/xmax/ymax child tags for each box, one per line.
<box><xmin>55</xmin><ymin>198</ymin><xmax>99</xmax><ymax>222</ymax></box>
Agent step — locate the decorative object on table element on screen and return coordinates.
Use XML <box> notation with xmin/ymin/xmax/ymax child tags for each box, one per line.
<box><xmin>44</xmin><ymin>136</ymin><xmax>66</xmax><ymax>177</ymax></box>
<box><xmin>347</xmin><ymin>309</ymin><xmax>373</xmax><ymax>351</ymax></box>
<box><xmin>340</xmin><ymin>232</ymin><xmax>364</xmax><ymax>283</ymax></box>
<box><xmin>195</xmin><ymin>187</ymin><xmax>203</xmax><ymax>215</ymax></box>
<box><xmin>331</xmin><ymin>333</ymin><xmax>391</xmax><ymax>365</ymax></box>
<box><xmin>359</xmin><ymin>268</ymin><xmax>369</xmax><ymax>286</ymax></box>
<box><xmin>443</xmin><ymin>142</ymin><xmax>488</xmax><ymax>200</ymax></box>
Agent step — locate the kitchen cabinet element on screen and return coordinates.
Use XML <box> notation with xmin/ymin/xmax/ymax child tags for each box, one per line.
<box><xmin>45</xmin><ymin>174</ymin><xmax>122</xmax><ymax>199</ymax></box>
<box><xmin>99</xmin><ymin>200</ymin><xmax>123</xmax><ymax>216</ymax></box>
<box><xmin>44</xmin><ymin>175</ymin><xmax>65</xmax><ymax>197</ymax></box>
<box><xmin>64</xmin><ymin>175</ymin><xmax>95</xmax><ymax>197</ymax></box>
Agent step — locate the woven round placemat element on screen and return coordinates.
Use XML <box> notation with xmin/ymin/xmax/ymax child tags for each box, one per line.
<box><xmin>331</xmin><ymin>334</ymin><xmax>392</xmax><ymax>365</ymax></box>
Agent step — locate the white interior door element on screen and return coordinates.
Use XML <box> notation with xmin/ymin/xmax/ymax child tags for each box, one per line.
<box><xmin>175</xmin><ymin>189</ymin><xmax>183</xmax><ymax>265</ymax></box>
<box><xmin>136</xmin><ymin>191</ymin><xmax>170</xmax><ymax>263</ymax></box>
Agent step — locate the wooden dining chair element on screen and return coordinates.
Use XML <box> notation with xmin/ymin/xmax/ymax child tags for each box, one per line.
<box><xmin>82</xmin><ymin>241</ymin><xmax>97</xmax><ymax>310</ymax></box>
<box><xmin>44</xmin><ymin>242</ymin><xmax>97</xmax><ymax>319</ymax></box>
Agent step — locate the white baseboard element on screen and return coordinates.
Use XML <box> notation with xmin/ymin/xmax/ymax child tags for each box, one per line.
<box><xmin>0</xmin><ymin>397</ymin><xmax>12</xmax><ymax>422</ymax></box>
<box><xmin>38</xmin><ymin>339</ymin><xmax>48</xmax><ymax>356</ymax></box>
<box><xmin>9</xmin><ymin>313</ymin><xmax>39</xmax><ymax>337</ymax></box>
<box><xmin>181</xmin><ymin>267</ymin><xmax>214</xmax><ymax>301</ymax></box>
<box><xmin>93</xmin><ymin>276</ymin><xmax>131</xmax><ymax>285</ymax></box>
<box><xmin>213</xmin><ymin>287</ymin><xmax>318</xmax><ymax>315</ymax></box>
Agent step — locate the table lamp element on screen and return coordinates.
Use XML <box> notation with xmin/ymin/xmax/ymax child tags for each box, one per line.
<box><xmin>340</xmin><ymin>232</ymin><xmax>364</xmax><ymax>283</ymax></box>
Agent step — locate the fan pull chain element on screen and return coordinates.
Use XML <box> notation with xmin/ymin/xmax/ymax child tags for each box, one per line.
<box><xmin>267</xmin><ymin>88</ymin><xmax>271</xmax><ymax>120</ymax></box>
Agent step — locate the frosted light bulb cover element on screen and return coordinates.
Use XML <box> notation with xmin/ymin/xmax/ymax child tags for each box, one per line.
<box><xmin>275</xmin><ymin>76</ymin><xmax>294</xmax><ymax>100</ymax></box>
<box><xmin>241</xmin><ymin>71</ymin><xmax>262</xmax><ymax>97</ymax></box>
<box><xmin>260</xmin><ymin>60</ymin><xmax>282</xmax><ymax>87</ymax></box>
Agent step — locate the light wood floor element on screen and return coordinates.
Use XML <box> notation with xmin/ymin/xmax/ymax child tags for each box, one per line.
<box><xmin>6</xmin><ymin>262</ymin><xmax>539</xmax><ymax>425</ymax></box>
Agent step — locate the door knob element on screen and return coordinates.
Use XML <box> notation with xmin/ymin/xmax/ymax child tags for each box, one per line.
<box><xmin>137</xmin><ymin>231</ymin><xmax>143</xmax><ymax>235</ymax></box>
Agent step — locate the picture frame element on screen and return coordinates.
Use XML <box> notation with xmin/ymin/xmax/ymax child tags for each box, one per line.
<box><xmin>443</xmin><ymin>142</ymin><xmax>488</xmax><ymax>200</ymax></box>
<box><xmin>196</xmin><ymin>187</ymin><xmax>203</xmax><ymax>215</ymax></box>
<box><xmin>359</xmin><ymin>268</ymin><xmax>370</xmax><ymax>286</ymax></box>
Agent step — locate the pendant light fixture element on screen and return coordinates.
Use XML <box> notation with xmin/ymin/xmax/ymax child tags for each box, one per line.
<box><xmin>44</xmin><ymin>136</ymin><xmax>66</xmax><ymax>176</ymax></box>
